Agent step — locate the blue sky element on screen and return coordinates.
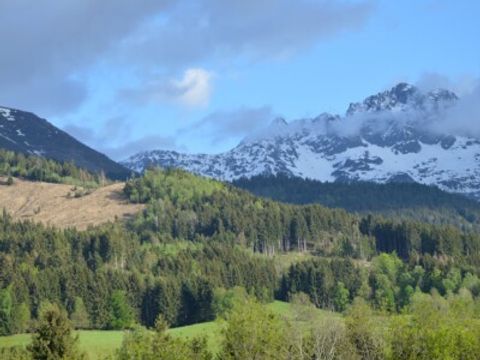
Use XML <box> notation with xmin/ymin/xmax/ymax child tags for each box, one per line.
<box><xmin>0</xmin><ymin>0</ymin><xmax>478</xmax><ymax>159</ymax></box>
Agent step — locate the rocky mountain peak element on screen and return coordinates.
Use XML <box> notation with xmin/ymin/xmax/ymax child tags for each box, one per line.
<box><xmin>122</xmin><ymin>83</ymin><xmax>480</xmax><ymax>200</ymax></box>
<box><xmin>346</xmin><ymin>83</ymin><xmax>457</xmax><ymax>116</ymax></box>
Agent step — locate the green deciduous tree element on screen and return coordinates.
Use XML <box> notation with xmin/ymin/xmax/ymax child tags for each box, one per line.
<box><xmin>109</xmin><ymin>290</ymin><xmax>134</xmax><ymax>330</ymax></box>
<box><xmin>115</xmin><ymin>314</ymin><xmax>212</xmax><ymax>360</ymax></box>
<box><xmin>70</xmin><ymin>297</ymin><xmax>90</xmax><ymax>330</ymax></box>
<box><xmin>334</xmin><ymin>282</ymin><xmax>350</xmax><ymax>312</ymax></box>
<box><xmin>345</xmin><ymin>298</ymin><xmax>386</xmax><ymax>360</ymax></box>
<box><xmin>219</xmin><ymin>298</ymin><xmax>289</xmax><ymax>360</ymax></box>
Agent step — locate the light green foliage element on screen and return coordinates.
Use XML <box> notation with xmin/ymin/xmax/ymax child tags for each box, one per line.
<box><xmin>71</xmin><ymin>297</ymin><xmax>90</xmax><ymax>330</ymax></box>
<box><xmin>289</xmin><ymin>292</ymin><xmax>317</xmax><ymax>322</ymax></box>
<box><xmin>442</xmin><ymin>268</ymin><xmax>462</xmax><ymax>294</ymax></box>
<box><xmin>109</xmin><ymin>291</ymin><xmax>134</xmax><ymax>330</ymax></box>
<box><xmin>345</xmin><ymin>298</ymin><xmax>386</xmax><ymax>360</ymax></box>
<box><xmin>115</xmin><ymin>315</ymin><xmax>212</xmax><ymax>360</ymax></box>
<box><xmin>10</xmin><ymin>303</ymin><xmax>30</xmax><ymax>334</ymax></box>
<box><xmin>212</xmin><ymin>287</ymin><xmax>249</xmax><ymax>318</ymax></box>
<box><xmin>462</xmin><ymin>272</ymin><xmax>480</xmax><ymax>297</ymax></box>
<box><xmin>0</xmin><ymin>149</ymin><xmax>102</xmax><ymax>188</ymax></box>
<box><xmin>370</xmin><ymin>253</ymin><xmax>405</xmax><ymax>311</ymax></box>
<box><xmin>0</xmin><ymin>288</ymin><xmax>28</xmax><ymax>335</ymax></box>
<box><xmin>297</xmin><ymin>315</ymin><xmax>358</xmax><ymax>360</ymax></box>
<box><xmin>389</xmin><ymin>290</ymin><xmax>480</xmax><ymax>359</ymax></box>
<box><xmin>334</xmin><ymin>282</ymin><xmax>350</xmax><ymax>312</ymax></box>
<box><xmin>219</xmin><ymin>298</ymin><xmax>289</xmax><ymax>360</ymax></box>
<box><xmin>124</xmin><ymin>168</ymin><xmax>224</xmax><ymax>204</ymax></box>
<box><xmin>0</xmin><ymin>346</ymin><xmax>30</xmax><ymax>360</ymax></box>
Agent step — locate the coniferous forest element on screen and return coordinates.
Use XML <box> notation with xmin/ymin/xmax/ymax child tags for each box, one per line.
<box><xmin>1</xmin><ymin>166</ymin><xmax>480</xmax><ymax>358</ymax></box>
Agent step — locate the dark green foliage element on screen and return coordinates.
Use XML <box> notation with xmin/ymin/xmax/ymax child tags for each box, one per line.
<box><xmin>124</xmin><ymin>169</ymin><xmax>480</xmax><ymax>265</ymax></box>
<box><xmin>125</xmin><ymin>169</ymin><xmax>369</xmax><ymax>257</ymax></box>
<box><xmin>0</xmin><ymin>212</ymin><xmax>278</xmax><ymax>333</ymax></box>
<box><xmin>233</xmin><ymin>174</ymin><xmax>480</xmax><ymax>231</ymax></box>
<box><xmin>280</xmin><ymin>252</ymin><xmax>480</xmax><ymax>312</ymax></box>
<box><xmin>278</xmin><ymin>257</ymin><xmax>362</xmax><ymax>309</ymax></box>
<box><xmin>0</xmin><ymin>149</ymin><xmax>102</xmax><ymax>187</ymax></box>
<box><xmin>359</xmin><ymin>215</ymin><xmax>480</xmax><ymax>264</ymax></box>
<box><xmin>28</xmin><ymin>304</ymin><xmax>85</xmax><ymax>360</ymax></box>
<box><xmin>0</xmin><ymin>287</ymin><xmax>13</xmax><ymax>335</ymax></box>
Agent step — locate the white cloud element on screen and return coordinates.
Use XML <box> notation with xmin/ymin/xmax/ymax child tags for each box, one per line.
<box><xmin>416</xmin><ymin>72</ymin><xmax>479</xmax><ymax>96</ymax></box>
<box><xmin>171</xmin><ymin>68</ymin><xmax>213</xmax><ymax>107</ymax></box>
<box><xmin>432</xmin><ymin>82</ymin><xmax>480</xmax><ymax>138</ymax></box>
<box><xmin>121</xmin><ymin>67</ymin><xmax>214</xmax><ymax>108</ymax></box>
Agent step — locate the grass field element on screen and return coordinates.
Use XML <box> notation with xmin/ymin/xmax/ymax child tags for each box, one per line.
<box><xmin>0</xmin><ymin>301</ymin><xmax>333</xmax><ymax>359</ymax></box>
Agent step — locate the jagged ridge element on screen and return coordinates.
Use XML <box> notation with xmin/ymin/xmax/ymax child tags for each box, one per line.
<box><xmin>122</xmin><ymin>83</ymin><xmax>480</xmax><ymax>199</ymax></box>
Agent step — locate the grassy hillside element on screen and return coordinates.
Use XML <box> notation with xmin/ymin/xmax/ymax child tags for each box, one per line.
<box><xmin>0</xmin><ymin>178</ymin><xmax>143</xmax><ymax>229</ymax></box>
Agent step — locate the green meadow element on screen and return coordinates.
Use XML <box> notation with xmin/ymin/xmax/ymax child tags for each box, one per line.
<box><xmin>0</xmin><ymin>301</ymin><xmax>332</xmax><ymax>359</ymax></box>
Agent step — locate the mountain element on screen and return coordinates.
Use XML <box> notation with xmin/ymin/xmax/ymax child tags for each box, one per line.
<box><xmin>0</xmin><ymin>106</ymin><xmax>131</xmax><ymax>179</ymax></box>
<box><xmin>122</xmin><ymin>83</ymin><xmax>480</xmax><ymax>199</ymax></box>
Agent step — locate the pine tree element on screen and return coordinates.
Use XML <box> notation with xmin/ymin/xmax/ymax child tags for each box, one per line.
<box><xmin>28</xmin><ymin>304</ymin><xmax>85</xmax><ymax>360</ymax></box>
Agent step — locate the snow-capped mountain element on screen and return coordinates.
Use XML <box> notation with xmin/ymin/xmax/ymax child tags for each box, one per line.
<box><xmin>0</xmin><ymin>106</ymin><xmax>131</xmax><ymax>179</ymax></box>
<box><xmin>122</xmin><ymin>83</ymin><xmax>480</xmax><ymax>199</ymax></box>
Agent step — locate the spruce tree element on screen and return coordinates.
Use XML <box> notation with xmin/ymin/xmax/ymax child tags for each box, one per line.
<box><xmin>28</xmin><ymin>304</ymin><xmax>85</xmax><ymax>360</ymax></box>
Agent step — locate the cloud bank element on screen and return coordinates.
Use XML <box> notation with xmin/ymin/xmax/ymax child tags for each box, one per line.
<box><xmin>245</xmin><ymin>80</ymin><xmax>480</xmax><ymax>142</ymax></box>
<box><xmin>0</xmin><ymin>0</ymin><xmax>374</xmax><ymax>116</ymax></box>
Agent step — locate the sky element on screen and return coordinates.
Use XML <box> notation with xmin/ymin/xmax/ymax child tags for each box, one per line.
<box><xmin>0</xmin><ymin>0</ymin><xmax>478</xmax><ymax>160</ymax></box>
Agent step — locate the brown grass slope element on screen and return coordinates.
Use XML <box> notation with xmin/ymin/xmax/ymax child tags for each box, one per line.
<box><xmin>0</xmin><ymin>178</ymin><xmax>143</xmax><ymax>229</ymax></box>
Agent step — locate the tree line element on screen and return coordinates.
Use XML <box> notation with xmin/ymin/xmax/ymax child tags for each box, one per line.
<box><xmin>233</xmin><ymin>174</ymin><xmax>480</xmax><ymax>231</ymax></box>
<box><xmin>0</xmin><ymin>149</ymin><xmax>103</xmax><ymax>187</ymax></box>
<box><xmin>3</xmin><ymin>289</ymin><xmax>480</xmax><ymax>360</ymax></box>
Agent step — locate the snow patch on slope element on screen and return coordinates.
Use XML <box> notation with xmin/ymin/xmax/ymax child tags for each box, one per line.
<box><xmin>0</xmin><ymin>107</ymin><xmax>15</xmax><ymax>121</ymax></box>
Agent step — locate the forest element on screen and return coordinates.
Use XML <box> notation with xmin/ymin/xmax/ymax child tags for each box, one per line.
<box><xmin>234</xmin><ymin>174</ymin><xmax>480</xmax><ymax>231</ymax></box>
<box><xmin>1</xmin><ymin>166</ymin><xmax>480</xmax><ymax>358</ymax></box>
<box><xmin>0</xmin><ymin>149</ymin><xmax>103</xmax><ymax>187</ymax></box>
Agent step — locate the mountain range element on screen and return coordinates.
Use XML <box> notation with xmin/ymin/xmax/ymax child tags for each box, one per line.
<box><xmin>0</xmin><ymin>106</ymin><xmax>130</xmax><ymax>179</ymax></box>
<box><xmin>122</xmin><ymin>83</ymin><xmax>480</xmax><ymax>200</ymax></box>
